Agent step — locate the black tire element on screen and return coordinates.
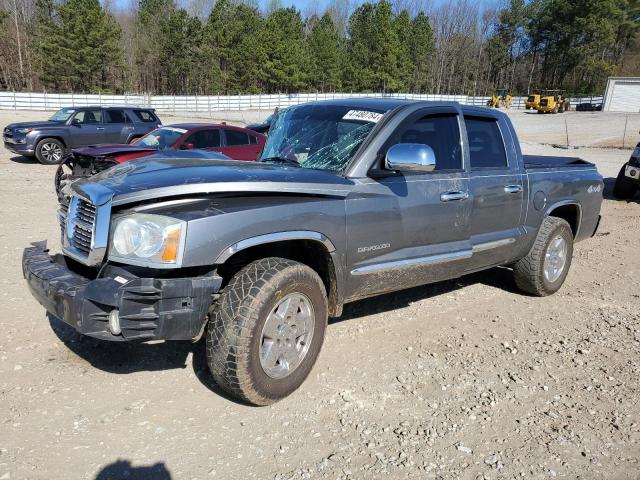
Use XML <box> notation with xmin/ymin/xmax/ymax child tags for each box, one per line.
<box><xmin>206</xmin><ymin>257</ymin><xmax>328</xmax><ymax>405</ymax></box>
<box><xmin>613</xmin><ymin>165</ymin><xmax>638</xmax><ymax>200</ymax></box>
<box><xmin>525</xmin><ymin>106</ymin><xmax>531</xmax><ymax>110</ymax></box>
<box><xmin>35</xmin><ymin>137</ymin><xmax>65</xmax><ymax>165</ymax></box>
<box><xmin>513</xmin><ymin>217</ymin><xmax>573</xmax><ymax>297</ymax></box>
<box><xmin>54</xmin><ymin>164</ymin><xmax>64</xmax><ymax>195</ymax></box>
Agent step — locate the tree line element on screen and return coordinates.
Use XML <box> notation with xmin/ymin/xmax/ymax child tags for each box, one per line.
<box><xmin>0</xmin><ymin>0</ymin><xmax>638</xmax><ymax>96</ymax></box>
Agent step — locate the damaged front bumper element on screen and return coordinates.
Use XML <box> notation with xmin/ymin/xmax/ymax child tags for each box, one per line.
<box><xmin>22</xmin><ymin>241</ymin><xmax>222</xmax><ymax>341</ymax></box>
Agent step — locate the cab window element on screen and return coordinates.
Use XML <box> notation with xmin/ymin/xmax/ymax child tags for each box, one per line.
<box><xmin>389</xmin><ymin>113</ymin><xmax>462</xmax><ymax>171</ymax></box>
<box><xmin>465</xmin><ymin>116</ymin><xmax>508</xmax><ymax>169</ymax></box>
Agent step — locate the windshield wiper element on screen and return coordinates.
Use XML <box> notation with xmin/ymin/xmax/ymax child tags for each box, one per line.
<box><xmin>261</xmin><ymin>156</ymin><xmax>300</xmax><ymax>167</ymax></box>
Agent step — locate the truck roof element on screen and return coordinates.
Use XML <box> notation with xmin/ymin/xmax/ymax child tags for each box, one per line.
<box><xmin>297</xmin><ymin>98</ymin><xmax>506</xmax><ymax>119</ymax></box>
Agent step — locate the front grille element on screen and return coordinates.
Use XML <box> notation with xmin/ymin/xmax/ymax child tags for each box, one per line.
<box><xmin>59</xmin><ymin>196</ymin><xmax>97</xmax><ymax>258</ymax></box>
<box><xmin>71</xmin><ymin>199</ymin><xmax>96</xmax><ymax>255</ymax></box>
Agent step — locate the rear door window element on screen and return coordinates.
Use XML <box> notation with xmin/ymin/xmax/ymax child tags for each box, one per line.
<box><xmin>133</xmin><ymin>110</ymin><xmax>158</xmax><ymax>123</ymax></box>
<box><xmin>186</xmin><ymin>129</ymin><xmax>221</xmax><ymax>149</ymax></box>
<box><xmin>225</xmin><ymin>129</ymin><xmax>250</xmax><ymax>146</ymax></box>
<box><xmin>104</xmin><ymin>109</ymin><xmax>127</xmax><ymax>124</ymax></box>
<box><xmin>465</xmin><ymin>116</ymin><xmax>508</xmax><ymax>169</ymax></box>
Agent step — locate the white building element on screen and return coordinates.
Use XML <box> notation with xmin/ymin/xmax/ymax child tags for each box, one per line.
<box><xmin>603</xmin><ymin>77</ymin><xmax>640</xmax><ymax>112</ymax></box>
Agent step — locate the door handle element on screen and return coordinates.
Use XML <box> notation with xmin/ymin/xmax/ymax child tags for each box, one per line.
<box><xmin>96</xmin><ymin>127</ymin><xmax>105</xmax><ymax>131</ymax></box>
<box><xmin>504</xmin><ymin>185</ymin><xmax>523</xmax><ymax>194</ymax></box>
<box><xmin>440</xmin><ymin>191</ymin><xmax>469</xmax><ymax>202</ymax></box>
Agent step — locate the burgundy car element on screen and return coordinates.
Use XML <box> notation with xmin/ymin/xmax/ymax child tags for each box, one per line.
<box><xmin>131</xmin><ymin>123</ymin><xmax>266</xmax><ymax>161</ymax></box>
<box><xmin>54</xmin><ymin>123</ymin><xmax>266</xmax><ymax>195</ymax></box>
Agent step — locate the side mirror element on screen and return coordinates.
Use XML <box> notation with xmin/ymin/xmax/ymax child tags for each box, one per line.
<box><xmin>71</xmin><ymin>118</ymin><xmax>81</xmax><ymax>126</ymax></box>
<box><xmin>385</xmin><ymin>143</ymin><xmax>436</xmax><ymax>172</ymax></box>
<box><xmin>180</xmin><ymin>142</ymin><xmax>194</xmax><ymax>150</ymax></box>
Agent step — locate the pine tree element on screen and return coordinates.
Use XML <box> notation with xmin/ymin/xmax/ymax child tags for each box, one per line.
<box><xmin>204</xmin><ymin>0</ymin><xmax>265</xmax><ymax>93</ymax></box>
<box><xmin>409</xmin><ymin>12</ymin><xmax>434</xmax><ymax>92</ymax></box>
<box><xmin>346</xmin><ymin>1</ymin><xmax>403</xmax><ymax>92</ymax></box>
<box><xmin>34</xmin><ymin>0</ymin><xmax>122</xmax><ymax>92</ymax></box>
<box><xmin>306</xmin><ymin>13</ymin><xmax>344</xmax><ymax>92</ymax></box>
<box><xmin>259</xmin><ymin>7</ymin><xmax>308</xmax><ymax>93</ymax></box>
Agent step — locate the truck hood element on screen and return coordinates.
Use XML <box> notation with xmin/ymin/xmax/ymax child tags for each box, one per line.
<box><xmin>72</xmin><ymin>157</ymin><xmax>354</xmax><ymax>206</ymax></box>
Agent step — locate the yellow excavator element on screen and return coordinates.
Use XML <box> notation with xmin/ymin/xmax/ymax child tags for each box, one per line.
<box><xmin>535</xmin><ymin>89</ymin><xmax>571</xmax><ymax>114</ymax></box>
<box><xmin>487</xmin><ymin>89</ymin><xmax>513</xmax><ymax>108</ymax></box>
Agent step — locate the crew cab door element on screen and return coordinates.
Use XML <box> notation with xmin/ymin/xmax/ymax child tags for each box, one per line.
<box><xmin>68</xmin><ymin>109</ymin><xmax>104</xmax><ymax>147</ymax></box>
<box><xmin>345</xmin><ymin>107</ymin><xmax>472</xmax><ymax>300</ymax></box>
<box><xmin>464</xmin><ymin>113</ymin><xmax>524</xmax><ymax>270</ymax></box>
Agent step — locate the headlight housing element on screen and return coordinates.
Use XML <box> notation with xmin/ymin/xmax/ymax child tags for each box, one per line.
<box><xmin>16</xmin><ymin>127</ymin><xmax>33</xmax><ymax>134</ymax></box>
<box><xmin>108</xmin><ymin>214</ymin><xmax>186</xmax><ymax>268</ymax></box>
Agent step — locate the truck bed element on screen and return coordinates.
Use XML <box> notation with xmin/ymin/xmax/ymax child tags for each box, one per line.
<box><xmin>524</xmin><ymin>155</ymin><xmax>594</xmax><ymax>170</ymax></box>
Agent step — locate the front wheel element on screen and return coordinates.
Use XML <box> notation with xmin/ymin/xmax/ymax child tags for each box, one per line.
<box><xmin>206</xmin><ymin>257</ymin><xmax>328</xmax><ymax>405</ymax></box>
<box><xmin>613</xmin><ymin>164</ymin><xmax>638</xmax><ymax>199</ymax></box>
<box><xmin>513</xmin><ymin>217</ymin><xmax>573</xmax><ymax>296</ymax></box>
<box><xmin>35</xmin><ymin>138</ymin><xmax>65</xmax><ymax>165</ymax></box>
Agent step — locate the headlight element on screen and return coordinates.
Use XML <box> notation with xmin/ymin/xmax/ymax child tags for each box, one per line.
<box><xmin>109</xmin><ymin>214</ymin><xmax>186</xmax><ymax>267</ymax></box>
<box><xmin>16</xmin><ymin>127</ymin><xmax>32</xmax><ymax>134</ymax></box>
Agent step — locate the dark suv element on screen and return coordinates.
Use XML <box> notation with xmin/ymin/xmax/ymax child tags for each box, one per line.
<box><xmin>3</xmin><ymin>106</ymin><xmax>162</xmax><ymax>164</ymax></box>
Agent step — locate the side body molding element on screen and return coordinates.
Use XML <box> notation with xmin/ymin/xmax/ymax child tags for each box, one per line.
<box><xmin>214</xmin><ymin>231</ymin><xmax>337</xmax><ymax>264</ymax></box>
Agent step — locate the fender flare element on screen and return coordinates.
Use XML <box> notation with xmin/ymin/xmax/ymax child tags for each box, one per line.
<box><xmin>214</xmin><ymin>230</ymin><xmax>336</xmax><ymax>265</ymax></box>
<box><xmin>544</xmin><ymin>200</ymin><xmax>582</xmax><ymax>236</ymax></box>
<box><xmin>214</xmin><ymin>231</ymin><xmax>343</xmax><ymax>316</ymax></box>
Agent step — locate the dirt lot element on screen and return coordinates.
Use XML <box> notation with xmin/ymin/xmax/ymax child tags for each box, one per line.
<box><xmin>1</xmin><ymin>109</ymin><xmax>639</xmax><ymax>480</ymax></box>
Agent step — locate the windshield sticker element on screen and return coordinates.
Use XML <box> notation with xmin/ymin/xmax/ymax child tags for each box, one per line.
<box><xmin>342</xmin><ymin>110</ymin><xmax>383</xmax><ymax>123</ymax></box>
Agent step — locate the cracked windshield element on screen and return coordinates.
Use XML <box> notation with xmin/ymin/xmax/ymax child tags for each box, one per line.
<box><xmin>259</xmin><ymin>104</ymin><xmax>386</xmax><ymax>172</ymax></box>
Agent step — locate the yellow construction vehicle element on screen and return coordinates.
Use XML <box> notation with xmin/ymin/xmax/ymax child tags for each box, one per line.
<box><xmin>525</xmin><ymin>92</ymin><xmax>540</xmax><ymax>110</ymax></box>
<box><xmin>535</xmin><ymin>89</ymin><xmax>570</xmax><ymax>113</ymax></box>
<box><xmin>487</xmin><ymin>89</ymin><xmax>512</xmax><ymax>108</ymax></box>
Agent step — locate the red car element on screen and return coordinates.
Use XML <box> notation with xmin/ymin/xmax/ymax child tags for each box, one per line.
<box><xmin>131</xmin><ymin>123</ymin><xmax>266</xmax><ymax>161</ymax></box>
<box><xmin>55</xmin><ymin>123</ymin><xmax>266</xmax><ymax>195</ymax></box>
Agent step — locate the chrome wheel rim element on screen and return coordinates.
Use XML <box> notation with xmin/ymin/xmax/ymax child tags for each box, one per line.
<box><xmin>260</xmin><ymin>293</ymin><xmax>315</xmax><ymax>379</ymax></box>
<box><xmin>41</xmin><ymin>142</ymin><xmax>62</xmax><ymax>163</ymax></box>
<box><xmin>544</xmin><ymin>235</ymin><xmax>567</xmax><ymax>283</ymax></box>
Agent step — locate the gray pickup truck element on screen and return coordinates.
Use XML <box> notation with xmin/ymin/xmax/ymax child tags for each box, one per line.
<box><xmin>3</xmin><ymin>106</ymin><xmax>161</xmax><ymax>164</ymax></box>
<box><xmin>23</xmin><ymin>99</ymin><xmax>603</xmax><ymax>405</ymax></box>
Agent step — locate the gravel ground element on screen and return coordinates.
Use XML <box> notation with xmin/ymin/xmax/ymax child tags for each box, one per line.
<box><xmin>0</xmin><ymin>109</ymin><xmax>639</xmax><ymax>480</ymax></box>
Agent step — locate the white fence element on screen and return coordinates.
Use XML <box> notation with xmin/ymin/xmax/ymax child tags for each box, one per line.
<box><xmin>0</xmin><ymin>90</ymin><xmax>603</xmax><ymax>112</ymax></box>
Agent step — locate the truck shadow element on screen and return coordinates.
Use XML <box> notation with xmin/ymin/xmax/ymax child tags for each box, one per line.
<box><xmin>47</xmin><ymin>313</ymin><xmax>246</xmax><ymax>405</ymax></box>
<box><xmin>602</xmin><ymin>177</ymin><xmax>640</xmax><ymax>203</ymax></box>
<box><xmin>94</xmin><ymin>460</ymin><xmax>171</xmax><ymax>479</ymax></box>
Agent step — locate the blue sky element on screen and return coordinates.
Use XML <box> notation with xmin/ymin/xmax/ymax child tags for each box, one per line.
<box><xmin>107</xmin><ymin>0</ymin><xmax>457</xmax><ymax>15</ymax></box>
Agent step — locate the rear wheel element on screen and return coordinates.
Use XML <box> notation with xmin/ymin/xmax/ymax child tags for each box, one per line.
<box><xmin>513</xmin><ymin>217</ymin><xmax>573</xmax><ymax>296</ymax></box>
<box><xmin>35</xmin><ymin>138</ymin><xmax>65</xmax><ymax>165</ymax></box>
<box><xmin>613</xmin><ymin>164</ymin><xmax>638</xmax><ymax>199</ymax></box>
<box><xmin>206</xmin><ymin>257</ymin><xmax>328</xmax><ymax>405</ymax></box>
